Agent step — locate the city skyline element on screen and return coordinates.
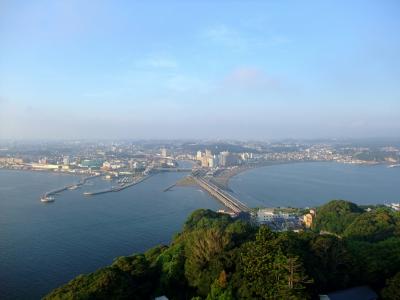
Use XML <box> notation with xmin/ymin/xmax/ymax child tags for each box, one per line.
<box><xmin>1</xmin><ymin>0</ymin><xmax>400</xmax><ymax>139</ymax></box>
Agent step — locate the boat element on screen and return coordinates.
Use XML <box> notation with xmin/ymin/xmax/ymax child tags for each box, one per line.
<box><xmin>40</xmin><ymin>196</ymin><xmax>55</xmax><ymax>203</ymax></box>
<box><xmin>388</xmin><ymin>164</ymin><xmax>400</xmax><ymax>168</ymax></box>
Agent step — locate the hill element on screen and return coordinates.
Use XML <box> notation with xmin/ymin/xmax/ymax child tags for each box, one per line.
<box><xmin>45</xmin><ymin>201</ymin><xmax>400</xmax><ymax>300</ymax></box>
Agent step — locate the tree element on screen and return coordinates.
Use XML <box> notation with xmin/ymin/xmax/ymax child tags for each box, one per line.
<box><xmin>307</xmin><ymin>235</ymin><xmax>353</xmax><ymax>292</ymax></box>
<box><xmin>344</xmin><ymin>208</ymin><xmax>399</xmax><ymax>242</ymax></box>
<box><xmin>185</xmin><ymin>228</ymin><xmax>231</xmax><ymax>296</ymax></box>
<box><xmin>313</xmin><ymin>200</ymin><xmax>363</xmax><ymax>234</ymax></box>
<box><xmin>236</xmin><ymin>226</ymin><xmax>309</xmax><ymax>299</ymax></box>
<box><xmin>381</xmin><ymin>272</ymin><xmax>400</xmax><ymax>300</ymax></box>
<box><xmin>206</xmin><ymin>271</ymin><xmax>234</xmax><ymax>300</ymax></box>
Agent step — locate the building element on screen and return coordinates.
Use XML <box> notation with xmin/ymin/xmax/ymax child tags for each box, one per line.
<box><xmin>161</xmin><ymin>148</ymin><xmax>168</xmax><ymax>158</ymax></box>
<box><xmin>79</xmin><ymin>159</ymin><xmax>103</xmax><ymax>169</ymax></box>
<box><xmin>63</xmin><ymin>156</ymin><xmax>70</xmax><ymax>165</ymax></box>
<box><xmin>196</xmin><ymin>151</ymin><xmax>203</xmax><ymax>161</ymax></box>
<box><xmin>240</xmin><ymin>152</ymin><xmax>253</xmax><ymax>161</ymax></box>
<box><xmin>303</xmin><ymin>209</ymin><xmax>316</xmax><ymax>228</ymax></box>
<box><xmin>0</xmin><ymin>157</ymin><xmax>24</xmax><ymax>164</ymax></box>
<box><xmin>30</xmin><ymin>163</ymin><xmax>60</xmax><ymax>170</ymax></box>
<box><xmin>219</xmin><ymin>151</ymin><xmax>237</xmax><ymax>167</ymax></box>
<box><xmin>208</xmin><ymin>156</ymin><xmax>215</xmax><ymax>168</ymax></box>
<box><xmin>257</xmin><ymin>208</ymin><xmax>301</xmax><ymax>231</ymax></box>
<box><xmin>303</xmin><ymin>214</ymin><xmax>313</xmax><ymax>228</ymax></box>
<box><xmin>219</xmin><ymin>151</ymin><xmax>229</xmax><ymax>166</ymax></box>
<box><xmin>38</xmin><ymin>157</ymin><xmax>48</xmax><ymax>164</ymax></box>
<box><xmin>257</xmin><ymin>208</ymin><xmax>275</xmax><ymax>223</ymax></box>
<box><xmin>197</xmin><ymin>149</ymin><xmax>217</xmax><ymax>168</ymax></box>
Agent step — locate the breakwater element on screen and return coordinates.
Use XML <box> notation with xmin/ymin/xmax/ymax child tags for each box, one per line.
<box><xmin>83</xmin><ymin>175</ymin><xmax>152</xmax><ymax>196</ymax></box>
<box><xmin>43</xmin><ymin>174</ymin><xmax>100</xmax><ymax>198</ymax></box>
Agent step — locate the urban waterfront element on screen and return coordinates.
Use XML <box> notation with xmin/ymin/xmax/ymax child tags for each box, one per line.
<box><xmin>1</xmin><ymin>162</ymin><xmax>400</xmax><ymax>299</ymax></box>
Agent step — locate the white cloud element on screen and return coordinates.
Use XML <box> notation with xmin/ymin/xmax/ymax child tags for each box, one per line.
<box><xmin>203</xmin><ymin>25</ymin><xmax>244</xmax><ymax>48</ymax></box>
<box><xmin>146</xmin><ymin>57</ymin><xmax>178</xmax><ymax>69</ymax></box>
<box><xmin>203</xmin><ymin>24</ymin><xmax>291</xmax><ymax>50</ymax></box>
<box><xmin>136</xmin><ymin>55</ymin><xmax>178</xmax><ymax>69</ymax></box>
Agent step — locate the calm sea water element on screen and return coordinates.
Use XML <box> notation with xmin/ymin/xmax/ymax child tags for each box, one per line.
<box><xmin>1</xmin><ymin>162</ymin><xmax>399</xmax><ymax>299</ymax></box>
<box><xmin>0</xmin><ymin>169</ymin><xmax>220</xmax><ymax>300</ymax></box>
<box><xmin>230</xmin><ymin>162</ymin><xmax>400</xmax><ymax>207</ymax></box>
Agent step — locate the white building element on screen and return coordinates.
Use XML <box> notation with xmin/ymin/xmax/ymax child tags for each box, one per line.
<box><xmin>196</xmin><ymin>151</ymin><xmax>203</xmax><ymax>160</ymax></box>
<box><xmin>257</xmin><ymin>208</ymin><xmax>276</xmax><ymax>223</ymax></box>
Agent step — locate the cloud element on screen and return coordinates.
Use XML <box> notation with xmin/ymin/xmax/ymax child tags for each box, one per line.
<box><xmin>146</xmin><ymin>57</ymin><xmax>178</xmax><ymax>69</ymax></box>
<box><xmin>203</xmin><ymin>24</ymin><xmax>291</xmax><ymax>50</ymax></box>
<box><xmin>135</xmin><ymin>55</ymin><xmax>178</xmax><ymax>70</ymax></box>
<box><xmin>204</xmin><ymin>25</ymin><xmax>242</xmax><ymax>45</ymax></box>
<box><xmin>222</xmin><ymin>67</ymin><xmax>279</xmax><ymax>90</ymax></box>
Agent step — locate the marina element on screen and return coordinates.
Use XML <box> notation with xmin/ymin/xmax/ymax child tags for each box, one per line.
<box><xmin>40</xmin><ymin>174</ymin><xmax>100</xmax><ymax>202</ymax></box>
<box><xmin>83</xmin><ymin>175</ymin><xmax>152</xmax><ymax>196</ymax></box>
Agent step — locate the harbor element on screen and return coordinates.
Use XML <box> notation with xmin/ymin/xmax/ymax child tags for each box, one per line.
<box><xmin>40</xmin><ymin>174</ymin><xmax>100</xmax><ymax>202</ymax></box>
<box><xmin>83</xmin><ymin>175</ymin><xmax>152</xmax><ymax>196</ymax></box>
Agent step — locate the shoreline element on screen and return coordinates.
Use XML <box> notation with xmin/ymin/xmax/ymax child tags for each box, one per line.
<box><xmin>0</xmin><ymin>167</ymin><xmax>85</xmax><ymax>177</ymax></box>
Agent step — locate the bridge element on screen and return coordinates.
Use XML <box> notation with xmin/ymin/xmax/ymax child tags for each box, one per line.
<box><xmin>153</xmin><ymin>168</ymin><xmax>192</xmax><ymax>172</ymax></box>
<box><xmin>191</xmin><ymin>175</ymin><xmax>250</xmax><ymax>214</ymax></box>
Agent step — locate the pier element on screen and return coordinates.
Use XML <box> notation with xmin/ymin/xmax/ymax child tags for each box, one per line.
<box><xmin>191</xmin><ymin>175</ymin><xmax>249</xmax><ymax>213</ymax></box>
<box><xmin>153</xmin><ymin>168</ymin><xmax>192</xmax><ymax>172</ymax></box>
<box><xmin>83</xmin><ymin>175</ymin><xmax>152</xmax><ymax>196</ymax></box>
<box><xmin>42</xmin><ymin>174</ymin><xmax>100</xmax><ymax>199</ymax></box>
<box><xmin>163</xmin><ymin>183</ymin><xmax>176</xmax><ymax>192</ymax></box>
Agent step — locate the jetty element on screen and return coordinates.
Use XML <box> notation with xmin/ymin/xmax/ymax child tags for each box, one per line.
<box><xmin>83</xmin><ymin>175</ymin><xmax>151</xmax><ymax>196</ymax></box>
<box><xmin>41</xmin><ymin>174</ymin><xmax>100</xmax><ymax>199</ymax></box>
<box><xmin>163</xmin><ymin>183</ymin><xmax>176</xmax><ymax>192</ymax></box>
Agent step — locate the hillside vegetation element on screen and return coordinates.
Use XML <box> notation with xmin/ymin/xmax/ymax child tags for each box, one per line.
<box><xmin>45</xmin><ymin>201</ymin><xmax>400</xmax><ymax>300</ymax></box>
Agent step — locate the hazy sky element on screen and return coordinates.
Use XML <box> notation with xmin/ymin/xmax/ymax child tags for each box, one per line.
<box><xmin>1</xmin><ymin>0</ymin><xmax>399</xmax><ymax>140</ymax></box>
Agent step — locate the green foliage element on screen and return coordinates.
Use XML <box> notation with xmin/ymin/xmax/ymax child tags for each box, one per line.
<box><xmin>184</xmin><ymin>209</ymin><xmax>232</xmax><ymax>231</ymax></box>
<box><xmin>381</xmin><ymin>272</ymin><xmax>400</xmax><ymax>300</ymax></box>
<box><xmin>144</xmin><ymin>244</ymin><xmax>168</xmax><ymax>266</ymax></box>
<box><xmin>184</xmin><ymin>228</ymin><xmax>231</xmax><ymax>296</ymax></box>
<box><xmin>45</xmin><ymin>201</ymin><xmax>399</xmax><ymax>300</ymax></box>
<box><xmin>156</xmin><ymin>243</ymin><xmax>189</xmax><ymax>299</ymax></box>
<box><xmin>344</xmin><ymin>208</ymin><xmax>400</xmax><ymax>242</ymax></box>
<box><xmin>206</xmin><ymin>275</ymin><xmax>234</xmax><ymax>300</ymax></box>
<box><xmin>347</xmin><ymin>237</ymin><xmax>400</xmax><ymax>285</ymax></box>
<box><xmin>306</xmin><ymin>235</ymin><xmax>353</xmax><ymax>292</ymax></box>
<box><xmin>313</xmin><ymin>200</ymin><xmax>363</xmax><ymax>234</ymax></box>
<box><xmin>235</xmin><ymin>226</ymin><xmax>310</xmax><ymax>299</ymax></box>
<box><xmin>44</xmin><ymin>254</ymin><xmax>157</xmax><ymax>300</ymax></box>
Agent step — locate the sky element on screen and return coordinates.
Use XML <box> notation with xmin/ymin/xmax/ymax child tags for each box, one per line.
<box><xmin>0</xmin><ymin>0</ymin><xmax>399</xmax><ymax>140</ymax></box>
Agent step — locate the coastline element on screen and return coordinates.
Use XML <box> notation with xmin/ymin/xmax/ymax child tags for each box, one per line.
<box><xmin>0</xmin><ymin>167</ymin><xmax>84</xmax><ymax>177</ymax></box>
